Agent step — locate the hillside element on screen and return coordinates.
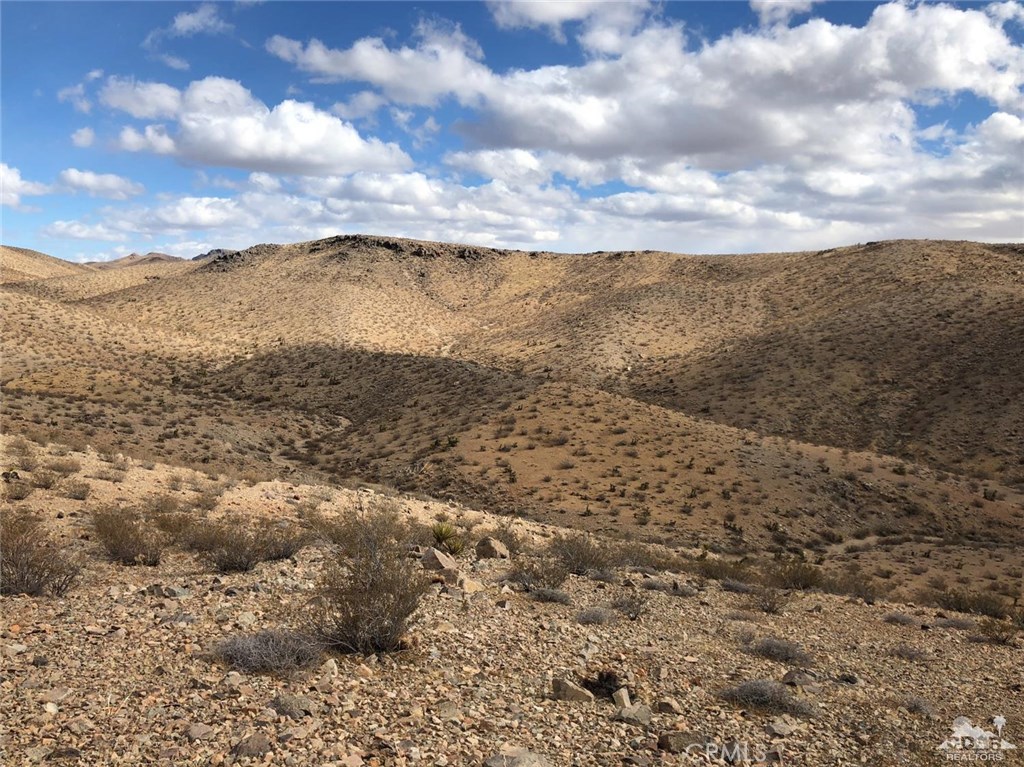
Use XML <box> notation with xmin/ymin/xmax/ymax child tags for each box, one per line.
<box><xmin>1</xmin><ymin>237</ymin><xmax>1023</xmax><ymax>600</ymax></box>
<box><xmin>0</xmin><ymin>245</ymin><xmax>85</xmax><ymax>284</ymax></box>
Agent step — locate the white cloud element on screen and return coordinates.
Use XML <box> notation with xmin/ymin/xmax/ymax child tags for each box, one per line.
<box><xmin>267</xmin><ymin>19</ymin><xmax>494</xmax><ymax>106</ymax></box>
<box><xmin>156</xmin><ymin>53</ymin><xmax>190</xmax><ymax>71</ymax></box>
<box><xmin>170</xmin><ymin>4</ymin><xmax>232</xmax><ymax>36</ymax></box>
<box><xmin>57</xmin><ymin>83</ymin><xmax>92</xmax><ymax>114</ymax></box>
<box><xmin>100</xmin><ymin>76</ymin><xmax>182</xmax><ymax>119</ymax></box>
<box><xmin>43</xmin><ymin>220</ymin><xmax>127</xmax><ymax>241</ymax></box>
<box><xmin>332</xmin><ymin>91</ymin><xmax>388</xmax><ymax>120</ymax></box>
<box><xmin>112</xmin><ymin>76</ymin><xmax>410</xmax><ymax>176</ymax></box>
<box><xmin>0</xmin><ymin>164</ymin><xmax>50</xmax><ymax>207</ymax></box>
<box><xmin>71</xmin><ymin>127</ymin><xmax>96</xmax><ymax>147</ymax></box>
<box><xmin>750</xmin><ymin>0</ymin><xmax>820</xmax><ymax>27</ymax></box>
<box><xmin>118</xmin><ymin>125</ymin><xmax>177</xmax><ymax>154</ymax></box>
<box><xmin>58</xmin><ymin>168</ymin><xmax>145</xmax><ymax>200</ymax></box>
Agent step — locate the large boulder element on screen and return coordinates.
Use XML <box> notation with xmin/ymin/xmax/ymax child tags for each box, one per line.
<box><xmin>476</xmin><ymin>537</ymin><xmax>511</xmax><ymax>559</ymax></box>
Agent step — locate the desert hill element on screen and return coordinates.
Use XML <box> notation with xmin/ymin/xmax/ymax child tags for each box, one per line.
<box><xmin>85</xmin><ymin>251</ymin><xmax>182</xmax><ymax>269</ymax></box>
<box><xmin>0</xmin><ymin>244</ymin><xmax>86</xmax><ymax>284</ymax></box>
<box><xmin>1</xmin><ymin>236</ymin><xmax>1023</xmax><ymax>600</ymax></box>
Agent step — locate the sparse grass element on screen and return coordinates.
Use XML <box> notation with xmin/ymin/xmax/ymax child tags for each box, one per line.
<box><xmin>0</xmin><ymin>514</ymin><xmax>80</xmax><ymax>597</ymax></box>
<box><xmin>306</xmin><ymin>500</ymin><xmax>428</xmax><ymax>654</ymax></box>
<box><xmin>577</xmin><ymin>606</ymin><xmax>616</xmax><ymax>625</ymax></box>
<box><xmin>215</xmin><ymin>629</ymin><xmax>321</xmax><ymax>674</ymax></box>
<box><xmin>890</xmin><ymin>643</ymin><xmax>928</xmax><ymax>662</ymax></box>
<box><xmin>532</xmin><ymin>587</ymin><xmax>572</xmax><ymax>604</ymax></box>
<box><xmin>747</xmin><ymin>637</ymin><xmax>813</xmax><ymax>665</ymax></box>
<box><xmin>63</xmin><ymin>480</ymin><xmax>91</xmax><ymax>501</ymax></box>
<box><xmin>719</xmin><ymin>680</ymin><xmax>816</xmax><ymax>717</ymax></box>
<box><xmin>93</xmin><ymin>506</ymin><xmax>166</xmax><ymax>566</ymax></box>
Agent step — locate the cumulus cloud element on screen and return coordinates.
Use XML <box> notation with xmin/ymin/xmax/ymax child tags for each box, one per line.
<box><xmin>118</xmin><ymin>124</ymin><xmax>177</xmax><ymax>154</ymax></box>
<box><xmin>267</xmin><ymin>19</ymin><xmax>494</xmax><ymax>105</ymax></box>
<box><xmin>750</xmin><ymin>0</ymin><xmax>820</xmax><ymax>27</ymax></box>
<box><xmin>169</xmin><ymin>3</ymin><xmax>232</xmax><ymax>36</ymax></box>
<box><xmin>43</xmin><ymin>220</ymin><xmax>128</xmax><ymax>242</ymax></box>
<box><xmin>100</xmin><ymin>77</ymin><xmax>182</xmax><ymax>119</ymax></box>
<box><xmin>108</xmin><ymin>76</ymin><xmax>410</xmax><ymax>175</ymax></box>
<box><xmin>71</xmin><ymin>127</ymin><xmax>96</xmax><ymax>147</ymax></box>
<box><xmin>57</xmin><ymin>83</ymin><xmax>92</xmax><ymax>114</ymax></box>
<box><xmin>1</xmin><ymin>164</ymin><xmax>51</xmax><ymax>207</ymax></box>
<box><xmin>58</xmin><ymin>168</ymin><xmax>145</xmax><ymax>200</ymax></box>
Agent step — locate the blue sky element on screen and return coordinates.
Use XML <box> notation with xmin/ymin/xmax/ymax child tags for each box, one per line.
<box><xmin>1</xmin><ymin>1</ymin><xmax>1022</xmax><ymax>261</ymax></box>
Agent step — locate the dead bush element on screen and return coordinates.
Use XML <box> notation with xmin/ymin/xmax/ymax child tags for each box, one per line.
<box><xmin>765</xmin><ymin>558</ymin><xmax>823</xmax><ymax>590</ymax></box>
<box><xmin>930</xmin><ymin>588</ymin><xmax>1009</xmax><ymax>619</ymax></box>
<box><xmin>507</xmin><ymin>555</ymin><xmax>569</xmax><ymax>590</ymax></box>
<box><xmin>972</xmin><ymin>617</ymin><xmax>1018</xmax><ymax>646</ymax></box>
<box><xmin>747</xmin><ymin>637</ymin><xmax>813</xmax><ymax>665</ymax></box>
<box><xmin>612</xmin><ymin>592</ymin><xmax>650</xmax><ymax>621</ymax></box>
<box><xmin>4</xmin><ymin>481</ymin><xmax>33</xmax><ymax>502</ymax></box>
<box><xmin>93</xmin><ymin>507</ymin><xmax>166</xmax><ymax>566</ymax></box>
<box><xmin>30</xmin><ymin>470</ymin><xmax>59</xmax><ymax>490</ymax></box>
<box><xmin>63</xmin><ymin>480</ymin><xmax>91</xmax><ymax>501</ymax></box>
<box><xmin>216</xmin><ymin>629</ymin><xmax>321</xmax><ymax>674</ymax></box>
<box><xmin>746</xmin><ymin>586</ymin><xmax>793</xmax><ymax>615</ymax></box>
<box><xmin>1</xmin><ymin>514</ymin><xmax>80</xmax><ymax>596</ymax></box>
<box><xmin>306</xmin><ymin>501</ymin><xmax>428</xmax><ymax>654</ymax></box>
<box><xmin>719</xmin><ymin>680</ymin><xmax>816</xmax><ymax>717</ymax></box>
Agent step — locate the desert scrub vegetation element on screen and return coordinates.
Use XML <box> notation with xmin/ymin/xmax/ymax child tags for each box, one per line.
<box><xmin>719</xmin><ymin>680</ymin><xmax>816</xmax><ymax>717</ymax></box>
<box><xmin>215</xmin><ymin>629</ymin><xmax>321</xmax><ymax>674</ymax></box>
<box><xmin>928</xmin><ymin>587</ymin><xmax>1009</xmax><ymax>619</ymax></box>
<box><xmin>93</xmin><ymin>506</ymin><xmax>166</xmax><ymax>566</ymax></box>
<box><xmin>746</xmin><ymin>637</ymin><xmax>814</xmax><ymax>665</ymax></box>
<box><xmin>187</xmin><ymin>516</ymin><xmax>311</xmax><ymax>573</ymax></box>
<box><xmin>1</xmin><ymin>514</ymin><xmax>80</xmax><ymax>596</ymax></box>
<box><xmin>63</xmin><ymin>480</ymin><xmax>91</xmax><ymax>501</ymax></box>
<box><xmin>430</xmin><ymin>520</ymin><xmax>467</xmax><ymax>556</ymax></box>
<box><xmin>549</xmin><ymin>532</ymin><xmax>613</xmax><ymax>576</ymax></box>
<box><xmin>507</xmin><ymin>554</ymin><xmax>569</xmax><ymax>591</ymax></box>
<box><xmin>307</xmin><ymin>500</ymin><xmax>428</xmax><ymax>654</ymax></box>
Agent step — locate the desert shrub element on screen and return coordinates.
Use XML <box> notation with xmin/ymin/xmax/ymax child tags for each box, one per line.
<box><xmin>822</xmin><ymin>569</ymin><xmax>880</xmax><ymax>603</ymax></box>
<box><xmin>532</xmin><ymin>587</ymin><xmax>571</xmax><ymax>604</ymax></box>
<box><xmin>259</xmin><ymin>522</ymin><xmax>314</xmax><ymax>562</ymax></box>
<box><xmin>765</xmin><ymin>558</ymin><xmax>823</xmax><ymax>590</ymax></box>
<box><xmin>549</xmin><ymin>533</ymin><xmax>613</xmax><ymax>576</ymax></box>
<box><xmin>63</xmin><ymin>480</ymin><xmax>91</xmax><ymax>501</ymax></box>
<box><xmin>29</xmin><ymin>470</ymin><xmax>58</xmax><ymax>490</ymax></box>
<box><xmin>931</xmin><ymin>588</ymin><xmax>1008</xmax><ymax>619</ymax></box>
<box><xmin>143</xmin><ymin>493</ymin><xmax>180</xmax><ymax>515</ymax></box>
<box><xmin>577</xmin><ymin>607</ymin><xmax>617</xmax><ymax>625</ymax></box>
<box><xmin>901</xmin><ymin>696</ymin><xmax>935</xmax><ymax>716</ymax></box>
<box><xmin>215</xmin><ymin>629</ymin><xmax>320</xmax><ymax>674</ymax></box>
<box><xmin>972</xmin><ymin>617</ymin><xmax>1018</xmax><ymax>646</ymax></box>
<box><xmin>0</xmin><ymin>514</ymin><xmax>80</xmax><ymax>596</ymax></box>
<box><xmin>307</xmin><ymin>501</ymin><xmax>428</xmax><ymax>654</ymax></box>
<box><xmin>642</xmin><ymin>578</ymin><xmax>697</xmax><ymax>597</ymax></box>
<box><xmin>4</xmin><ymin>481</ymin><xmax>33</xmax><ymax>501</ymax></box>
<box><xmin>890</xmin><ymin>643</ymin><xmax>927</xmax><ymax>662</ymax></box>
<box><xmin>615</xmin><ymin>541</ymin><xmax>686</xmax><ymax>572</ymax></box>
<box><xmin>487</xmin><ymin>519</ymin><xmax>527</xmax><ymax>556</ymax></box>
<box><xmin>612</xmin><ymin>593</ymin><xmax>649</xmax><ymax>621</ymax></box>
<box><xmin>691</xmin><ymin>557</ymin><xmax>753</xmax><ymax>583</ymax></box>
<box><xmin>746</xmin><ymin>586</ymin><xmax>793</xmax><ymax>615</ymax></box>
<box><xmin>93</xmin><ymin>507</ymin><xmax>165</xmax><ymax>566</ymax></box>
<box><xmin>747</xmin><ymin>637</ymin><xmax>813</xmax><ymax>665</ymax></box>
<box><xmin>721</xmin><ymin>578</ymin><xmax>756</xmax><ymax>594</ymax></box>
<box><xmin>719</xmin><ymin>680</ymin><xmax>815</xmax><ymax>717</ymax></box>
<box><xmin>507</xmin><ymin>555</ymin><xmax>569</xmax><ymax>590</ymax></box>
<box><xmin>46</xmin><ymin>459</ymin><xmax>81</xmax><ymax>476</ymax></box>
<box><xmin>193</xmin><ymin>487</ymin><xmax>223</xmax><ymax>511</ymax></box>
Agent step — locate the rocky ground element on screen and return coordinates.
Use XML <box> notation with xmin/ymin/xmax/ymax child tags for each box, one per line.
<box><xmin>1</xmin><ymin>441</ymin><xmax>1021</xmax><ymax>766</ymax></box>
